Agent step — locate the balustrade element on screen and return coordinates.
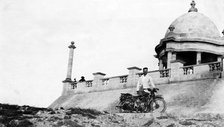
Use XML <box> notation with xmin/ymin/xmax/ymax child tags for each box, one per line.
<box><xmin>102</xmin><ymin>79</ymin><xmax>109</xmax><ymax>85</ymax></box>
<box><xmin>159</xmin><ymin>69</ymin><xmax>170</xmax><ymax>78</ymax></box>
<box><xmin>183</xmin><ymin>66</ymin><xmax>194</xmax><ymax>75</ymax></box>
<box><xmin>71</xmin><ymin>81</ymin><xmax>77</xmax><ymax>89</ymax></box>
<box><xmin>209</xmin><ymin>62</ymin><xmax>221</xmax><ymax>71</ymax></box>
<box><xmin>71</xmin><ymin>83</ymin><xmax>77</xmax><ymax>89</ymax></box>
<box><xmin>120</xmin><ymin>76</ymin><xmax>127</xmax><ymax>83</ymax></box>
<box><xmin>86</xmin><ymin>81</ymin><xmax>93</xmax><ymax>87</ymax></box>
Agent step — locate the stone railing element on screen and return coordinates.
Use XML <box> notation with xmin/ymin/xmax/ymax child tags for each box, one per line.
<box><xmin>159</xmin><ymin>69</ymin><xmax>170</xmax><ymax>78</ymax></box>
<box><xmin>86</xmin><ymin>80</ymin><xmax>93</xmax><ymax>87</ymax></box>
<box><xmin>209</xmin><ymin>62</ymin><xmax>222</xmax><ymax>72</ymax></box>
<box><xmin>65</xmin><ymin>62</ymin><xmax>223</xmax><ymax>94</ymax></box>
<box><xmin>136</xmin><ymin>69</ymin><xmax>170</xmax><ymax>85</ymax></box>
<box><xmin>182</xmin><ymin>66</ymin><xmax>194</xmax><ymax>75</ymax></box>
<box><xmin>120</xmin><ymin>75</ymin><xmax>128</xmax><ymax>83</ymax></box>
<box><xmin>176</xmin><ymin>61</ymin><xmax>223</xmax><ymax>82</ymax></box>
<box><xmin>138</xmin><ymin>69</ymin><xmax>170</xmax><ymax>78</ymax></box>
<box><xmin>102</xmin><ymin>78</ymin><xmax>109</xmax><ymax>85</ymax></box>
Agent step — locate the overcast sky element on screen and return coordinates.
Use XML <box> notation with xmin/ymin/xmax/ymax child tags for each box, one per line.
<box><xmin>0</xmin><ymin>0</ymin><xmax>224</xmax><ymax>107</ymax></box>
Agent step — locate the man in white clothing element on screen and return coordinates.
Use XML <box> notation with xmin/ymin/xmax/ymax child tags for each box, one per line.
<box><xmin>136</xmin><ymin>67</ymin><xmax>156</xmax><ymax>95</ymax></box>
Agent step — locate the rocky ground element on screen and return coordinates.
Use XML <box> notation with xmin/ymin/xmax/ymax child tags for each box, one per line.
<box><xmin>1</xmin><ymin>103</ymin><xmax>224</xmax><ymax>127</ymax></box>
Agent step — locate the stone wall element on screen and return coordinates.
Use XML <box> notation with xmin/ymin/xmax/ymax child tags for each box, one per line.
<box><xmin>62</xmin><ymin>62</ymin><xmax>223</xmax><ymax>95</ymax></box>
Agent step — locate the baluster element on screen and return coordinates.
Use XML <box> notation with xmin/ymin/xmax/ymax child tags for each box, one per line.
<box><xmin>160</xmin><ymin>71</ymin><xmax>162</xmax><ymax>78</ymax></box>
<box><xmin>183</xmin><ymin>68</ymin><xmax>186</xmax><ymax>75</ymax></box>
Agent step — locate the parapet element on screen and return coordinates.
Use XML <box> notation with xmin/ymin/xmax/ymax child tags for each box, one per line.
<box><xmin>62</xmin><ymin>62</ymin><xmax>223</xmax><ymax>95</ymax></box>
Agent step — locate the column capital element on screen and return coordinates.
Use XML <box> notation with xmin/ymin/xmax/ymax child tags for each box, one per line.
<box><xmin>62</xmin><ymin>78</ymin><xmax>72</xmax><ymax>83</ymax></box>
<box><xmin>166</xmin><ymin>48</ymin><xmax>174</xmax><ymax>52</ymax></box>
<box><xmin>68</xmin><ymin>41</ymin><xmax>76</xmax><ymax>49</ymax></box>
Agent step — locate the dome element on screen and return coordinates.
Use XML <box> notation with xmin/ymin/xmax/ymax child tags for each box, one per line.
<box><xmin>165</xmin><ymin>12</ymin><xmax>221</xmax><ymax>39</ymax></box>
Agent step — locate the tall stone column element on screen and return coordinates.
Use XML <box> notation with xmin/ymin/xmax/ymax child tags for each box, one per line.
<box><xmin>62</xmin><ymin>41</ymin><xmax>76</xmax><ymax>96</ymax></box>
<box><xmin>167</xmin><ymin>51</ymin><xmax>172</xmax><ymax>68</ymax></box>
<box><xmin>196</xmin><ymin>52</ymin><xmax>201</xmax><ymax>64</ymax></box>
<box><xmin>63</xmin><ymin>41</ymin><xmax>76</xmax><ymax>83</ymax></box>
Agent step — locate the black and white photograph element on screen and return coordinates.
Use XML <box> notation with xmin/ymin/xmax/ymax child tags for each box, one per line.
<box><xmin>1</xmin><ymin>0</ymin><xmax>224</xmax><ymax>126</ymax></box>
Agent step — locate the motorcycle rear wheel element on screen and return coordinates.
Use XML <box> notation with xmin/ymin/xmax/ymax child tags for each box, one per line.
<box><xmin>149</xmin><ymin>98</ymin><xmax>166</xmax><ymax>113</ymax></box>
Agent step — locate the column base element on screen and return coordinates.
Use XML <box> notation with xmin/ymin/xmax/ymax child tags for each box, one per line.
<box><xmin>62</xmin><ymin>78</ymin><xmax>72</xmax><ymax>83</ymax></box>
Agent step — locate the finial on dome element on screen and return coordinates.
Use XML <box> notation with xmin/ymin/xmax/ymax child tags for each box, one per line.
<box><xmin>188</xmin><ymin>0</ymin><xmax>198</xmax><ymax>12</ymax></box>
<box><xmin>169</xmin><ymin>25</ymin><xmax>175</xmax><ymax>32</ymax></box>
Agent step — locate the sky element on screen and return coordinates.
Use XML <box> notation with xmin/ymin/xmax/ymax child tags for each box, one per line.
<box><xmin>0</xmin><ymin>0</ymin><xmax>224</xmax><ymax>107</ymax></box>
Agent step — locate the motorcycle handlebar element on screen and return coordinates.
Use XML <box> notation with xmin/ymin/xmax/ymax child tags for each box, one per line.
<box><xmin>143</xmin><ymin>88</ymin><xmax>159</xmax><ymax>92</ymax></box>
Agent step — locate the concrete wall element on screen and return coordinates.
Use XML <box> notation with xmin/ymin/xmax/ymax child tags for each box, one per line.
<box><xmin>50</xmin><ymin>78</ymin><xmax>224</xmax><ymax>114</ymax></box>
<box><xmin>63</xmin><ymin>62</ymin><xmax>223</xmax><ymax>95</ymax></box>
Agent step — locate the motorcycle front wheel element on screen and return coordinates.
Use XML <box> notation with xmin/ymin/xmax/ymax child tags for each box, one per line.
<box><xmin>149</xmin><ymin>98</ymin><xmax>166</xmax><ymax>113</ymax></box>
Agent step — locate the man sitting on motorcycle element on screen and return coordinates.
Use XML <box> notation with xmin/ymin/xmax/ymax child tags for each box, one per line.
<box><xmin>137</xmin><ymin>67</ymin><xmax>156</xmax><ymax>96</ymax></box>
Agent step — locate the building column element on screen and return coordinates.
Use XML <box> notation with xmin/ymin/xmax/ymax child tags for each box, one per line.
<box><xmin>218</xmin><ymin>56</ymin><xmax>222</xmax><ymax>62</ymax></box>
<box><xmin>172</xmin><ymin>52</ymin><xmax>176</xmax><ymax>61</ymax></box>
<box><xmin>167</xmin><ymin>51</ymin><xmax>172</xmax><ymax>68</ymax></box>
<box><xmin>218</xmin><ymin>56</ymin><xmax>223</xmax><ymax>71</ymax></box>
<box><xmin>196</xmin><ymin>52</ymin><xmax>201</xmax><ymax>65</ymax></box>
<box><xmin>63</xmin><ymin>41</ymin><xmax>76</xmax><ymax>83</ymax></box>
<box><xmin>159</xmin><ymin>59</ymin><xmax>163</xmax><ymax>70</ymax></box>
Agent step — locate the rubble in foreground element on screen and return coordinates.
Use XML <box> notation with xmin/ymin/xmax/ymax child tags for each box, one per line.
<box><xmin>1</xmin><ymin>103</ymin><xmax>224</xmax><ymax>127</ymax></box>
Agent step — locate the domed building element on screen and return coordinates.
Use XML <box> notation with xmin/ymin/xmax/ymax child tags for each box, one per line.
<box><xmin>51</xmin><ymin>1</ymin><xmax>224</xmax><ymax>111</ymax></box>
<box><xmin>155</xmin><ymin>0</ymin><xmax>224</xmax><ymax>70</ymax></box>
<box><xmin>55</xmin><ymin>0</ymin><xmax>224</xmax><ymax>97</ymax></box>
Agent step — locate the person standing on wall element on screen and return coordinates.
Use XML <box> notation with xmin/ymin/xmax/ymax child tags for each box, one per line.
<box><xmin>136</xmin><ymin>67</ymin><xmax>156</xmax><ymax>96</ymax></box>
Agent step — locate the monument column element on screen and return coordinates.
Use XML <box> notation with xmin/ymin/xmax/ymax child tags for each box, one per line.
<box><xmin>196</xmin><ymin>52</ymin><xmax>201</xmax><ymax>65</ymax></box>
<box><xmin>62</xmin><ymin>41</ymin><xmax>76</xmax><ymax>96</ymax></box>
<box><xmin>63</xmin><ymin>41</ymin><xmax>76</xmax><ymax>83</ymax></box>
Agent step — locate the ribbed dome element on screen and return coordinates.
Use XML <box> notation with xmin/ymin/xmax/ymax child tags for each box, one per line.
<box><xmin>165</xmin><ymin>12</ymin><xmax>221</xmax><ymax>39</ymax></box>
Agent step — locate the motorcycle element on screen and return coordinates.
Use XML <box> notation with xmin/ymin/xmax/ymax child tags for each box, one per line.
<box><xmin>116</xmin><ymin>88</ymin><xmax>166</xmax><ymax>113</ymax></box>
